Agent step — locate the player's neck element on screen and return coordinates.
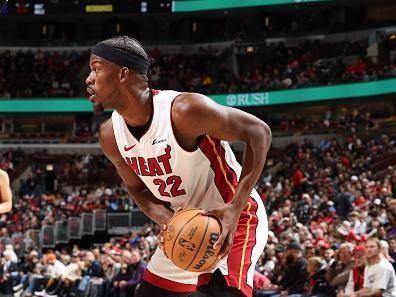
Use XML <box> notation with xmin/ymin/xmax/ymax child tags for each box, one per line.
<box><xmin>119</xmin><ymin>88</ymin><xmax>153</xmax><ymax>128</ymax></box>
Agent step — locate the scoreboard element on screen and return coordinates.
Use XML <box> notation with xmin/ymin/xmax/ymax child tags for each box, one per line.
<box><xmin>2</xmin><ymin>0</ymin><xmax>332</xmax><ymax>15</ymax></box>
<box><xmin>3</xmin><ymin>0</ymin><xmax>172</xmax><ymax>15</ymax></box>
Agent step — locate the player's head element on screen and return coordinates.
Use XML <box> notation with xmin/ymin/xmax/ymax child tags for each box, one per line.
<box><xmin>85</xmin><ymin>36</ymin><xmax>152</xmax><ymax>109</ymax></box>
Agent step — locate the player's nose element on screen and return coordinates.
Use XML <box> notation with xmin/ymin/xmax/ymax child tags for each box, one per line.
<box><xmin>85</xmin><ymin>72</ymin><xmax>94</xmax><ymax>85</ymax></box>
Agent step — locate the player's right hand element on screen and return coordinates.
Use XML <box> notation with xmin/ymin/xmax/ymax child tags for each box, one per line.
<box><xmin>159</xmin><ymin>207</ymin><xmax>183</xmax><ymax>258</ymax></box>
<box><xmin>159</xmin><ymin>223</ymin><xmax>169</xmax><ymax>258</ymax></box>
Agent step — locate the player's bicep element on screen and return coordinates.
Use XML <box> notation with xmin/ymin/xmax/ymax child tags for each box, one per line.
<box><xmin>175</xmin><ymin>93</ymin><xmax>269</xmax><ymax>142</ymax></box>
<box><xmin>206</xmin><ymin>105</ymin><xmax>268</xmax><ymax>142</ymax></box>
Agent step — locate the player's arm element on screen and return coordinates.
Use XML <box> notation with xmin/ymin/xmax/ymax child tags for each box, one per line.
<box><xmin>0</xmin><ymin>169</ymin><xmax>12</xmax><ymax>213</ymax></box>
<box><xmin>172</xmin><ymin>93</ymin><xmax>272</xmax><ymax>256</ymax></box>
<box><xmin>99</xmin><ymin>119</ymin><xmax>174</xmax><ymax>225</ymax></box>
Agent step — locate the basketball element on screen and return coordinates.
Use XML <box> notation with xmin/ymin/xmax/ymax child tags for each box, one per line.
<box><xmin>163</xmin><ymin>208</ymin><xmax>222</xmax><ymax>272</ymax></box>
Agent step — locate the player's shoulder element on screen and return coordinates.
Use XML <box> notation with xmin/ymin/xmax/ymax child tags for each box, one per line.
<box><xmin>98</xmin><ymin>118</ymin><xmax>113</xmax><ymax>140</ymax></box>
<box><xmin>173</xmin><ymin>92</ymin><xmax>215</xmax><ymax>115</ymax></box>
<box><xmin>98</xmin><ymin>118</ymin><xmax>119</xmax><ymax>159</ymax></box>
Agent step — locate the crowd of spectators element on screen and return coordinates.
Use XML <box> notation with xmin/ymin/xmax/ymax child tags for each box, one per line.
<box><xmin>0</xmin><ymin>109</ymin><xmax>394</xmax><ymax>297</ymax></box>
<box><xmin>0</xmin><ymin>234</ymin><xmax>153</xmax><ymax>297</ymax></box>
<box><xmin>0</xmin><ymin>50</ymin><xmax>88</xmax><ymax>99</ymax></box>
<box><xmin>252</xmin><ymin>131</ymin><xmax>396</xmax><ymax>296</ymax></box>
<box><xmin>1</xmin><ymin>39</ymin><xmax>396</xmax><ymax>99</ymax></box>
<box><xmin>235</xmin><ymin>40</ymin><xmax>396</xmax><ymax>93</ymax></box>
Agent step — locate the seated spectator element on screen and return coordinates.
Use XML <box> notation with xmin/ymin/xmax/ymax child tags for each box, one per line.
<box><xmin>289</xmin><ymin>257</ymin><xmax>331</xmax><ymax>297</ymax></box>
<box><xmin>272</xmin><ymin>241</ymin><xmax>307</xmax><ymax>297</ymax></box>
<box><xmin>112</xmin><ymin>249</ymin><xmax>146</xmax><ymax>297</ymax></box>
<box><xmin>326</xmin><ymin>243</ymin><xmax>354</xmax><ymax>294</ymax></box>
<box><xmin>77</xmin><ymin>252</ymin><xmax>103</xmax><ymax>297</ymax></box>
<box><xmin>0</xmin><ymin>250</ymin><xmax>19</xmax><ymax>294</ymax></box>
<box><xmin>13</xmin><ymin>250</ymin><xmax>39</xmax><ymax>296</ymax></box>
<box><xmin>342</xmin><ymin>245</ymin><xmax>366</xmax><ymax>296</ymax></box>
<box><xmin>34</xmin><ymin>253</ymin><xmax>66</xmax><ymax>296</ymax></box>
<box><xmin>345</xmin><ymin>238</ymin><xmax>396</xmax><ymax>297</ymax></box>
<box><xmin>20</xmin><ymin>255</ymin><xmax>46</xmax><ymax>297</ymax></box>
<box><xmin>49</xmin><ymin>254</ymin><xmax>82</xmax><ymax>297</ymax></box>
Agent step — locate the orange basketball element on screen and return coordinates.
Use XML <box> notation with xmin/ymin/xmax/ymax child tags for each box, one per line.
<box><xmin>163</xmin><ymin>208</ymin><xmax>222</xmax><ymax>272</ymax></box>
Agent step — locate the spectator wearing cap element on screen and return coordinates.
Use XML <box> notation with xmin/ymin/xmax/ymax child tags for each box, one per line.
<box><xmin>349</xmin><ymin>212</ymin><xmax>366</xmax><ymax>235</ymax></box>
<box><xmin>343</xmin><ymin>238</ymin><xmax>396</xmax><ymax>297</ymax></box>
<box><xmin>272</xmin><ymin>241</ymin><xmax>307</xmax><ymax>297</ymax></box>
<box><xmin>342</xmin><ymin>246</ymin><xmax>366</xmax><ymax>296</ymax></box>
<box><xmin>271</xmin><ymin>245</ymin><xmax>287</xmax><ymax>287</ymax></box>
<box><xmin>34</xmin><ymin>253</ymin><xmax>66</xmax><ymax>296</ymax></box>
<box><xmin>326</xmin><ymin>243</ymin><xmax>354</xmax><ymax>295</ymax></box>
<box><xmin>52</xmin><ymin>253</ymin><xmax>82</xmax><ymax>297</ymax></box>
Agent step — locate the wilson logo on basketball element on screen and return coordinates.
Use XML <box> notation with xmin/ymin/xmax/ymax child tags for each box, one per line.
<box><xmin>193</xmin><ymin>232</ymin><xmax>219</xmax><ymax>270</ymax></box>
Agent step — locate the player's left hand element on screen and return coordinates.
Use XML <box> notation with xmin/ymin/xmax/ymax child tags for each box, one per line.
<box><xmin>203</xmin><ymin>203</ymin><xmax>240</xmax><ymax>259</ymax></box>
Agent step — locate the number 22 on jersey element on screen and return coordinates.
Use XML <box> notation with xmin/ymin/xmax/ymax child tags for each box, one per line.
<box><xmin>153</xmin><ymin>175</ymin><xmax>186</xmax><ymax>197</ymax></box>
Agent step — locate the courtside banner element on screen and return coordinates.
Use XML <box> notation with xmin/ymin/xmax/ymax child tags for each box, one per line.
<box><xmin>172</xmin><ymin>0</ymin><xmax>331</xmax><ymax>12</ymax></box>
<box><xmin>1</xmin><ymin>78</ymin><xmax>396</xmax><ymax>112</ymax></box>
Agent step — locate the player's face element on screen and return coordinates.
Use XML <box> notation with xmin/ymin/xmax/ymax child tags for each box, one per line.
<box><xmin>85</xmin><ymin>55</ymin><xmax>122</xmax><ymax>109</ymax></box>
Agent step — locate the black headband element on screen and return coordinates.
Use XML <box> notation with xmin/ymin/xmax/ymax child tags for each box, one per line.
<box><xmin>91</xmin><ymin>42</ymin><xmax>151</xmax><ymax>75</ymax></box>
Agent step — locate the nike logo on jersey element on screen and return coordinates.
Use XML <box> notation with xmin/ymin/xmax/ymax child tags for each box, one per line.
<box><xmin>152</xmin><ymin>138</ymin><xmax>167</xmax><ymax>145</ymax></box>
<box><xmin>124</xmin><ymin>144</ymin><xmax>136</xmax><ymax>151</ymax></box>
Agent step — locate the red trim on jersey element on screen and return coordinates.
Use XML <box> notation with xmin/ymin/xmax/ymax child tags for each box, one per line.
<box><xmin>151</xmin><ymin>89</ymin><xmax>160</xmax><ymax>96</ymax></box>
<box><xmin>197</xmin><ymin>197</ymin><xmax>260</xmax><ymax>297</ymax></box>
<box><xmin>198</xmin><ymin>136</ymin><xmax>238</xmax><ymax>203</ymax></box>
<box><xmin>243</xmin><ymin>198</ymin><xmax>259</xmax><ymax>287</ymax></box>
<box><xmin>143</xmin><ymin>269</ymin><xmax>197</xmax><ymax>292</ymax></box>
<box><xmin>197</xmin><ymin>273</ymin><xmax>212</xmax><ymax>287</ymax></box>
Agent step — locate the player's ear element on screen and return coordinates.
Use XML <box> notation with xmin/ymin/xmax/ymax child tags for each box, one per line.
<box><xmin>119</xmin><ymin>67</ymin><xmax>129</xmax><ymax>82</ymax></box>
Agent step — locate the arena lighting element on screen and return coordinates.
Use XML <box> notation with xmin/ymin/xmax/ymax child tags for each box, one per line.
<box><xmin>140</xmin><ymin>1</ymin><xmax>147</xmax><ymax>13</ymax></box>
<box><xmin>33</xmin><ymin>3</ymin><xmax>45</xmax><ymax>15</ymax></box>
<box><xmin>246</xmin><ymin>46</ymin><xmax>255</xmax><ymax>53</ymax></box>
<box><xmin>46</xmin><ymin>164</ymin><xmax>54</xmax><ymax>171</ymax></box>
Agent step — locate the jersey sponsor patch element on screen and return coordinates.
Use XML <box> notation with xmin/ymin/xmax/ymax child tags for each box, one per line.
<box><xmin>152</xmin><ymin>138</ymin><xmax>167</xmax><ymax>145</ymax></box>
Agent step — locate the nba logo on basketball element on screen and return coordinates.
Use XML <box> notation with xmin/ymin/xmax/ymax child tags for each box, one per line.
<box><xmin>163</xmin><ymin>209</ymin><xmax>222</xmax><ymax>272</ymax></box>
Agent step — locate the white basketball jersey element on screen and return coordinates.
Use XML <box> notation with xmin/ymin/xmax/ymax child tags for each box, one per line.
<box><xmin>111</xmin><ymin>90</ymin><xmax>263</xmax><ymax>210</ymax></box>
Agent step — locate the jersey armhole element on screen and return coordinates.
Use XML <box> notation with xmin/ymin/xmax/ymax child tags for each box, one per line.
<box><xmin>169</xmin><ymin>95</ymin><xmax>203</xmax><ymax>155</ymax></box>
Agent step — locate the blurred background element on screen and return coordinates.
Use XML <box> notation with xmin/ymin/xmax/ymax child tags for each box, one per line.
<box><xmin>0</xmin><ymin>0</ymin><xmax>395</xmax><ymax>296</ymax></box>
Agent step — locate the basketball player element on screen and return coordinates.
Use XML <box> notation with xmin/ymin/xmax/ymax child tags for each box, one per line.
<box><xmin>86</xmin><ymin>36</ymin><xmax>271</xmax><ymax>297</ymax></box>
<box><xmin>0</xmin><ymin>169</ymin><xmax>12</xmax><ymax>213</ymax></box>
